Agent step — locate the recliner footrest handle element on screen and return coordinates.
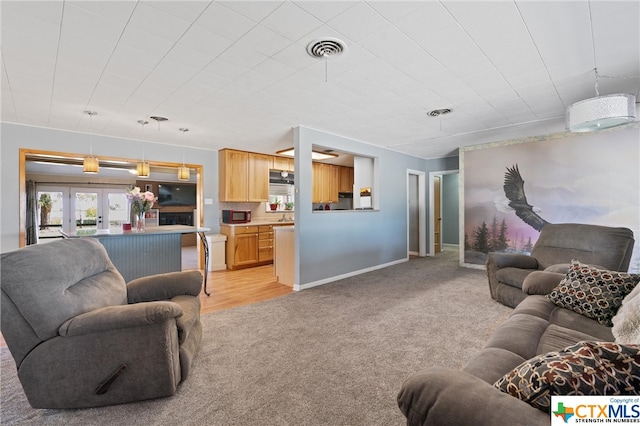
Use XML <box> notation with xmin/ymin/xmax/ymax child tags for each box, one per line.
<box><xmin>95</xmin><ymin>364</ymin><xmax>127</xmax><ymax>395</ymax></box>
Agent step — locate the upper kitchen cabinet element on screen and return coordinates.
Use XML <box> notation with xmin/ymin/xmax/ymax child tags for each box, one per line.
<box><xmin>272</xmin><ymin>155</ymin><xmax>294</xmax><ymax>172</ymax></box>
<box><xmin>219</xmin><ymin>149</ymin><xmax>269</xmax><ymax>202</ymax></box>
<box><xmin>312</xmin><ymin>163</ymin><xmax>340</xmax><ymax>203</ymax></box>
<box><xmin>248</xmin><ymin>153</ymin><xmax>270</xmax><ymax>201</ymax></box>
<box><xmin>338</xmin><ymin>166</ymin><xmax>354</xmax><ymax>193</ymax></box>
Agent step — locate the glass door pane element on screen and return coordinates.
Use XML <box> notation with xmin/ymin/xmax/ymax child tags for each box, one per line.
<box><xmin>71</xmin><ymin>189</ymin><xmax>99</xmax><ymax>235</ymax></box>
<box><xmin>105</xmin><ymin>191</ymin><xmax>129</xmax><ymax>232</ymax></box>
<box><xmin>36</xmin><ymin>190</ymin><xmax>65</xmax><ymax>240</ymax></box>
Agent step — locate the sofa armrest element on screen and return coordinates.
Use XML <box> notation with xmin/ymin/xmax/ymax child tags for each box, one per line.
<box><xmin>127</xmin><ymin>270</ymin><xmax>202</xmax><ymax>303</ymax></box>
<box><xmin>486</xmin><ymin>252</ymin><xmax>540</xmax><ymax>300</ymax></box>
<box><xmin>397</xmin><ymin>368</ymin><xmax>548</xmax><ymax>426</ymax></box>
<box><xmin>58</xmin><ymin>301</ymin><xmax>183</xmax><ymax>337</ymax></box>
<box><xmin>522</xmin><ymin>271</ymin><xmax>566</xmax><ymax>295</ymax></box>
<box><xmin>486</xmin><ymin>252</ymin><xmax>539</xmax><ymax>270</ymax></box>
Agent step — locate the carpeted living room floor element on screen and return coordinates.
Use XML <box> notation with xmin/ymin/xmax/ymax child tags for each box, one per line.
<box><xmin>0</xmin><ymin>249</ymin><xmax>513</xmax><ymax>425</ymax></box>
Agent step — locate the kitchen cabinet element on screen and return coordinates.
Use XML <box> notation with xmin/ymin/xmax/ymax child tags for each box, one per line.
<box><xmin>219</xmin><ymin>149</ymin><xmax>269</xmax><ymax>202</ymax></box>
<box><xmin>221</xmin><ymin>224</ymin><xmax>259</xmax><ymax>270</ymax></box>
<box><xmin>338</xmin><ymin>166</ymin><xmax>354</xmax><ymax>193</ymax></box>
<box><xmin>248</xmin><ymin>153</ymin><xmax>270</xmax><ymax>201</ymax></box>
<box><xmin>272</xmin><ymin>155</ymin><xmax>294</xmax><ymax>172</ymax></box>
<box><xmin>258</xmin><ymin>225</ymin><xmax>274</xmax><ymax>262</ymax></box>
<box><xmin>312</xmin><ymin>163</ymin><xmax>340</xmax><ymax>203</ymax></box>
<box><xmin>312</xmin><ymin>162</ymin><xmax>323</xmax><ymax>203</ymax></box>
<box><xmin>221</xmin><ymin>223</ymin><xmax>293</xmax><ymax>270</ymax></box>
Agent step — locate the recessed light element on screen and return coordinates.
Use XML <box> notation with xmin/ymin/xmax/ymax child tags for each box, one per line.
<box><xmin>276</xmin><ymin>148</ymin><xmax>338</xmax><ymax>161</ymax></box>
<box><xmin>427</xmin><ymin>108</ymin><xmax>452</xmax><ymax>117</ymax></box>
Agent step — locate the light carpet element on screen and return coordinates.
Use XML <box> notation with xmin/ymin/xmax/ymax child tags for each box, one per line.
<box><xmin>1</xmin><ymin>249</ymin><xmax>513</xmax><ymax>425</ymax></box>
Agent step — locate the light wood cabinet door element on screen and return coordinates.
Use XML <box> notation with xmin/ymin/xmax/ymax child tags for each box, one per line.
<box><xmin>272</xmin><ymin>156</ymin><xmax>294</xmax><ymax>172</ymax></box>
<box><xmin>312</xmin><ymin>163</ymin><xmax>340</xmax><ymax>203</ymax></box>
<box><xmin>323</xmin><ymin>164</ymin><xmax>339</xmax><ymax>203</ymax></box>
<box><xmin>234</xmin><ymin>233</ymin><xmax>259</xmax><ymax>267</ymax></box>
<box><xmin>312</xmin><ymin>162</ymin><xmax>323</xmax><ymax>203</ymax></box>
<box><xmin>219</xmin><ymin>149</ymin><xmax>248</xmax><ymax>202</ymax></box>
<box><xmin>219</xmin><ymin>149</ymin><xmax>269</xmax><ymax>202</ymax></box>
<box><xmin>338</xmin><ymin>166</ymin><xmax>354</xmax><ymax>193</ymax></box>
<box><xmin>258</xmin><ymin>224</ymin><xmax>274</xmax><ymax>261</ymax></box>
<box><xmin>248</xmin><ymin>153</ymin><xmax>270</xmax><ymax>201</ymax></box>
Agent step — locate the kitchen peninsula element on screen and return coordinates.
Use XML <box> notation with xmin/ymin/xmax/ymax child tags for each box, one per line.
<box><xmin>61</xmin><ymin>225</ymin><xmax>209</xmax><ymax>283</ymax></box>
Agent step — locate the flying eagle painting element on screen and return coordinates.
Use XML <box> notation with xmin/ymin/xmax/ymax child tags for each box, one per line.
<box><xmin>503</xmin><ymin>164</ymin><xmax>549</xmax><ymax>231</ymax></box>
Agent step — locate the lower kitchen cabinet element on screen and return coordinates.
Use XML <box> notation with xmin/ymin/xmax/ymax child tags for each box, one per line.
<box><xmin>258</xmin><ymin>225</ymin><xmax>274</xmax><ymax>262</ymax></box>
<box><xmin>221</xmin><ymin>223</ymin><xmax>293</xmax><ymax>270</ymax></box>
<box><xmin>221</xmin><ymin>225</ymin><xmax>258</xmax><ymax>270</ymax></box>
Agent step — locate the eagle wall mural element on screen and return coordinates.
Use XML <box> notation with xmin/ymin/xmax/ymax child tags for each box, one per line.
<box><xmin>503</xmin><ymin>164</ymin><xmax>549</xmax><ymax>232</ymax></box>
<box><xmin>461</xmin><ymin>125</ymin><xmax>640</xmax><ymax>272</ymax></box>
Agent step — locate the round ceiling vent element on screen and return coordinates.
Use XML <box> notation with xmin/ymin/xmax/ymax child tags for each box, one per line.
<box><xmin>306</xmin><ymin>38</ymin><xmax>347</xmax><ymax>58</ymax></box>
<box><xmin>427</xmin><ymin>108</ymin><xmax>452</xmax><ymax>117</ymax></box>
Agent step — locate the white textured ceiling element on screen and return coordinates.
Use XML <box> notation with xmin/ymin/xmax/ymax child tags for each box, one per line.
<box><xmin>2</xmin><ymin>1</ymin><xmax>639</xmax><ymax>159</ymax></box>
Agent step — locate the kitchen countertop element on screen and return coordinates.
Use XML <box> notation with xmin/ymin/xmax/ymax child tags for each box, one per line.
<box><xmin>220</xmin><ymin>220</ymin><xmax>294</xmax><ymax>227</ymax></box>
<box><xmin>61</xmin><ymin>225</ymin><xmax>210</xmax><ymax>237</ymax></box>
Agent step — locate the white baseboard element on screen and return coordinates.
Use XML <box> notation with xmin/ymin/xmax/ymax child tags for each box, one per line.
<box><xmin>293</xmin><ymin>258</ymin><xmax>409</xmax><ymax>291</ymax></box>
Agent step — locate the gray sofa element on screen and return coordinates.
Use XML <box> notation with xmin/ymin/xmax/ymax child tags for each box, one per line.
<box><xmin>398</xmin><ymin>294</ymin><xmax>628</xmax><ymax>425</ymax></box>
<box><xmin>398</xmin><ymin>259</ymin><xmax>640</xmax><ymax>426</ymax></box>
<box><xmin>1</xmin><ymin>238</ymin><xmax>203</xmax><ymax>409</ymax></box>
<box><xmin>486</xmin><ymin>223</ymin><xmax>635</xmax><ymax>308</ymax></box>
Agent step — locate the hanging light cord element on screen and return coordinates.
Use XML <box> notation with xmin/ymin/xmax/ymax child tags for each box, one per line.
<box><xmin>179</xmin><ymin>128</ymin><xmax>188</xmax><ymax>166</ymax></box>
<box><xmin>137</xmin><ymin>120</ymin><xmax>148</xmax><ymax>161</ymax></box>
<box><xmin>85</xmin><ymin>110</ymin><xmax>97</xmax><ymax>154</ymax></box>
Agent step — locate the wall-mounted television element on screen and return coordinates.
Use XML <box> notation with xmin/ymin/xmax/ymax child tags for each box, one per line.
<box><xmin>157</xmin><ymin>183</ymin><xmax>196</xmax><ymax>206</ymax></box>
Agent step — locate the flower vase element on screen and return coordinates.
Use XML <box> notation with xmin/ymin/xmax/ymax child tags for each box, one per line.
<box><xmin>134</xmin><ymin>211</ymin><xmax>145</xmax><ymax>232</ymax></box>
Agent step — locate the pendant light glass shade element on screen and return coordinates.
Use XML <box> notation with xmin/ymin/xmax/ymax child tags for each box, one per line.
<box><xmin>137</xmin><ymin>119</ymin><xmax>150</xmax><ymax>177</ymax></box>
<box><xmin>178</xmin><ymin>127</ymin><xmax>190</xmax><ymax>181</ymax></box>
<box><xmin>83</xmin><ymin>156</ymin><xmax>99</xmax><ymax>174</ymax></box>
<box><xmin>136</xmin><ymin>161</ymin><xmax>150</xmax><ymax>178</ymax></box>
<box><xmin>566</xmin><ymin>93</ymin><xmax>636</xmax><ymax>132</ymax></box>
<box><xmin>178</xmin><ymin>166</ymin><xmax>190</xmax><ymax>181</ymax></box>
<box><xmin>83</xmin><ymin>110</ymin><xmax>99</xmax><ymax>174</ymax></box>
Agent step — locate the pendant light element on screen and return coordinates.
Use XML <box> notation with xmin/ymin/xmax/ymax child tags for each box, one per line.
<box><xmin>136</xmin><ymin>120</ymin><xmax>150</xmax><ymax>178</ymax></box>
<box><xmin>83</xmin><ymin>110</ymin><xmax>99</xmax><ymax>174</ymax></box>
<box><xmin>178</xmin><ymin>128</ymin><xmax>190</xmax><ymax>181</ymax></box>
<box><xmin>566</xmin><ymin>69</ymin><xmax>636</xmax><ymax>132</ymax></box>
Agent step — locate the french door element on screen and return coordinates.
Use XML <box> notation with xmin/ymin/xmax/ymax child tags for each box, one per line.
<box><xmin>36</xmin><ymin>186</ymin><xmax>129</xmax><ymax>240</ymax></box>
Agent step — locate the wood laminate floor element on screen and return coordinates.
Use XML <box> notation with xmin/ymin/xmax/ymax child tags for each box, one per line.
<box><xmin>0</xmin><ymin>247</ymin><xmax>293</xmax><ymax>348</ymax></box>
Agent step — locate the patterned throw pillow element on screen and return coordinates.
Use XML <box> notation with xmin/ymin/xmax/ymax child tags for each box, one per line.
<box><xmin>494</xmin><ymin>341</ymin><xmax>640</xmax><ymax>412</ymax></box>
<box><xmin>546</xmin><ymin>260</ymin><xmax>640</xmax><ymax>326</ymax></box>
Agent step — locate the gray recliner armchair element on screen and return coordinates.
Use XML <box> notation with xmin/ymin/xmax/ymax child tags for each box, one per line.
<box><xmin>486</xmin><ymin>223</ymin><xmax>635</xmax><ymax>308</ymax></box>
<box><xmin>1</xmin><ymin>238</ymin><xmax>203</xmax><ymax>409</ymax></box>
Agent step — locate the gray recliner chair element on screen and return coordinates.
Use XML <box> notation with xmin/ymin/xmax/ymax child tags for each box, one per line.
<box><xmin>1</xmin><ymin>238</ymin><xmax>203</xmax><ymax>409</ymax></box>
<box><xmin>486</xmin><ymin>223</ymin><xmax>635</xmax><ymax>308</ymax></box>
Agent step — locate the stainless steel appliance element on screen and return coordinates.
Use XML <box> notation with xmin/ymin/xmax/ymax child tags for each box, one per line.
<box><xmin>336</xmin><ymin>192</ymin><xmax>353</xmax><ymax>210</ymax></box>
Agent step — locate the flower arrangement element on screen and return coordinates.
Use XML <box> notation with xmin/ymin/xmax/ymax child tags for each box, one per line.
<box><xmin>125</xmin><ymin>186</ymin><xmax>156</xmax><ymax>215</ymax></box>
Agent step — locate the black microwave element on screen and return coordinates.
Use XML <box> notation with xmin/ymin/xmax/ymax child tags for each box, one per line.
<box><xmin>222</xmin><ymin>210</ymin><xmax>251</xmax><ymax>224</ymax></box>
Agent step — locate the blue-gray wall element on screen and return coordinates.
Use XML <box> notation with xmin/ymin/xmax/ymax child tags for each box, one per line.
<box><xmin>293</xmin><ymin>126</ymin><xmax>457</xmax><ymax>289</ymax></box>
<box><xmin>1</xmin><ymin>122</ymin><xmax>459</xmax><ymax>290</ymax></box>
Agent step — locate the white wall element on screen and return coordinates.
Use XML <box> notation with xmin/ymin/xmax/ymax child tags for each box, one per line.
<box><xmin>1</xmin><ymin>123</ymin><xmax>219</xmax><ymax>252</ymax></box>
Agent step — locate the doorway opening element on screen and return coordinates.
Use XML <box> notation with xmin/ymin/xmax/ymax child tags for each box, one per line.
<box><xmin>35</xmin><ymin>185</ymin><xmax>130</xmax><ymax>242</ymax></box>
<box><xmin>428</xmin><ymin>170</ymin><xmax>459</xmax><ymax>256</ymax></box>
<box><xmin>407</xmin><ymin>170</ymin><xmax>426</xmax><ymax>258</ymax></box>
